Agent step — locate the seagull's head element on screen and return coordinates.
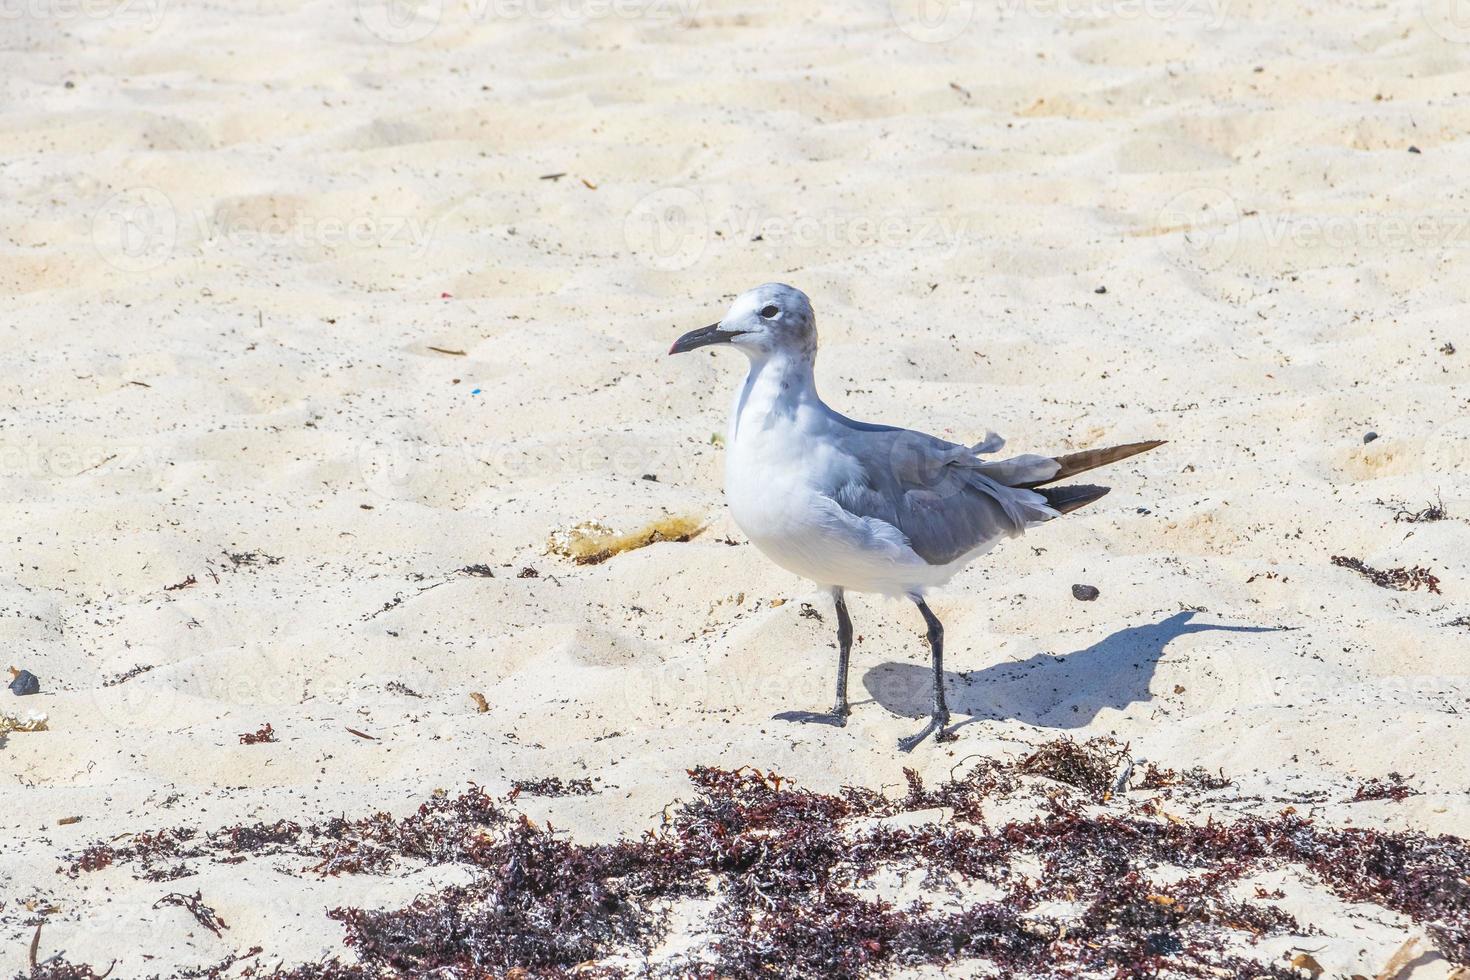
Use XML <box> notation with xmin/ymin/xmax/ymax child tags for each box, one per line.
<box><xmin>669</xmin><ymin>283</ymin><xmax>816</xmax><ymax>360</ymax></box>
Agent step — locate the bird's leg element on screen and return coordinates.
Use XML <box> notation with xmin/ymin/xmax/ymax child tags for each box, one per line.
<box><xmin>899</xmin><ymin>597</ymin><xmax>953</xmax><ymax>751</ymax></box>
<box><xmin>772</xmin><ymin>588</ymin><xmax>855</xmax><ymax>727</ymax></box>
<box><xmin>830</xmin><ymin>587</ymin><xmax>852</xmax><ymax>722</ymax></box>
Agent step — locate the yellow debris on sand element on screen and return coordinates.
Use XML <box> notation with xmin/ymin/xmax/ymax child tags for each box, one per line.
<box><xmin>547</xmin><ymin>516</ymin><xmax>705</xmax><ymax>566</ymax></box>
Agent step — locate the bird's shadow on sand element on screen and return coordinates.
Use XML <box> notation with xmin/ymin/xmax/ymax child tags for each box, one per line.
<box><xmin>861</xmin><ymin>611</ymin><xmax>1285</xmax><ymax>734</ymax></box>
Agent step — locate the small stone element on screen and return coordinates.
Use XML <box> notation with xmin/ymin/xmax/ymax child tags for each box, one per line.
<box><xmin>1094</xmin><ymin>285</ymin><xmax>1107</xmax><ymax>294</ymax></box>
<box><xmin>1072</xmin><ymin>584</ymin><xmax>1100</xmax><ymax>602</ymax></box>
<box><xmin>8</xmin><ymin>669</ymin><xmax>39</xmax><ymax>696</ymax></box>
<box><xmin>1363</xmin><ymin>431</ymin><xmax>1379</xmax><ymax>444</ymax></box>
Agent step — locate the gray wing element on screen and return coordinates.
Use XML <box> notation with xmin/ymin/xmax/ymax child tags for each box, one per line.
<box><xmin>827</xmin><ymin>424</ymin><xmax>1056</xmax><ymax>566</ymax></box>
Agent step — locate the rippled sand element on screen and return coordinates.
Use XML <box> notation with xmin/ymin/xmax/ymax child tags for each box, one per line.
<box><xmin>1</xmin><ymin>0</ymin><xmax>1467</xmax><ymax>974</ymax></box>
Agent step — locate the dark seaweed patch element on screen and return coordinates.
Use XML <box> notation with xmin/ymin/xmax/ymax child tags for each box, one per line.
<box><xmin>1350</xmin><ymin>772</ymin><xmax>1422</xmax><ymax>803</ymax></box>
<box><xmin>1138</xmin><ymin>763</ymin><xmax>1233</xmax><ymax>793</ymax></box>
<box><xmin>153</xmin><ymin>891</ymin><xmax>228</xmax><ymax>937</ymax></box>
<box><xmin>238</xmin><ymin>723</ymin><xmax>277</xmax><ymax>745</ymax></box>
<box><xmin>1331</xmin><ymin>555</ymin><xmax>1442</xmax><ymax>594</ymax></box>
<box><xmin>1017</xmin><ymin>735</ymin><xmax>1128</xmax><ymax>800</ymax></box>
<box><xmin>53</xmin><ymin>745</ymin><xmax>1470</xmax><ymax>979</ymax></box>
<box><xmin>510</xmin><ymin>776</ymin><xmax>597</xmax><ymax>799</ymax></box>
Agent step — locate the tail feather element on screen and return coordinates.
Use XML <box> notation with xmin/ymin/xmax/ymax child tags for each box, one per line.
<box><xmin>1038</xmin><ymin>483</ymin><xmax>1110</xmax><ymax>515</ymax></box>
<box><xmin>1017</xmin><ymin>440</ymin><xmax>1165</xmax><ymax>489</ymax></box>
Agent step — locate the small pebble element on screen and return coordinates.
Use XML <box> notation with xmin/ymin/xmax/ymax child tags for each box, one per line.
<box><xmin>1072</xmin><ymin>584</ymin><xmax>1100</xmax><ymax>602</ymax></box>
<box><xmin>8</xmin><ymin>669</ymin><xmax>40</xmax><ymax>696</ymax></box>
<box><xmin>1363</xmin><ymin>431</ymin><xmax>1379</xmax><ymax>444</ymax></box>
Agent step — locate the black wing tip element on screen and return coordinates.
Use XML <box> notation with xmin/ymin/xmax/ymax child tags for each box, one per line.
<box><xmin>1039</xmin><ymin>483</ymin><xmax>1111</xmax><ymax>515</ymax></box>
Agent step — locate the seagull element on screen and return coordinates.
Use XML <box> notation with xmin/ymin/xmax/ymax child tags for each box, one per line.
<box><xmin>669</xmin><ymin>283</ymin><xmax>1162</xmax><ymax>749</ymax></box>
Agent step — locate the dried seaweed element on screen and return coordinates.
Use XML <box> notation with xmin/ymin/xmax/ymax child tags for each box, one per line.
<box><xmin>1351</xmin><ymin>772</ymin><xmax>1422</xmax><ymax>803</ymax></box>
<box><xmin>173</xmin><ymin>946</ymin><xmax>263</xmax><ymax>979</ymax></box>
<box><xmin>1381</xmin><ymin>492</ymin><xmax>1449</xmax><ymax>523</ymax></box>
<box><xmin>510</xmin><ymin>777</ymin><xmax>597</xmax><ymax>799</ymax></box>
<box><xmin>1138</xmin><ymin>763</ymin><xmax>1233</xmax><ymax>793</ymax></box>
<box><xmin>1017</xmin><ymin>735</ymin><xmax>1128</xmax><ymax>800</ymax></box>
<box><xmin>57</xmin><ymin>744</ymin><xmax>1470</xmax><ymax>979</ymax></box>
<box><xmin>546</xmin><ymin>516</ymin><xmax>705</xmax><ymax>566</ymax></box>
<box><xmin>239</xmin><ymin>723</ymin><xmax>277</xmax><ymax>745</ymax></box>
<box><xmin>17</xmin><ymin>964</ymin><xmax>115</xmax><ymax>980</ymax></box>
<box><xmin>224</xmin><ymin>550</ymin><xmax>283</xmax><ymax>568</ymax></box>
<box><xmin>154</xmin><ymin>890</ymin><xmax>228</xmax><ymax>936</ymax></box>
<box><xmin>101</xmin><ymin>664</ymin><xmax>154</xmax><ymax>687</ymax></box>
<box><xmin>18</xmin><ymin>923</ymin><xmax>114</xmax><ymax>980</ymax></box>
<box><xmin>1331</xmin><ymin>555</ymin><xmax>1442</xmax><ymax>594</ymax></box>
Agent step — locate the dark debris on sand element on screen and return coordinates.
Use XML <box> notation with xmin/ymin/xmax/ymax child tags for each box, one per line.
<box><xmin>46</xmin><ymin>740</ymin><xmax>1470</xmax><ymax>980</ymax></box>
<box><xmin>1331</xmin><ymin>555</ymin><xmax>1442</xmax><ymax>594</ymax></box>
<box><xmin>510</xmin><ymin>776</ymin><xmax>597</xmax><ymax>799</ymax></box>
<box><xmin>1350</xmin><ymin>771</ymin><xmax>1422</xmax><ymax>803</ymax></box>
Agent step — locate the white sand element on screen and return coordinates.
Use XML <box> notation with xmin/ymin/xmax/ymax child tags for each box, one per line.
<box><xmin>1</xmin><ymin>0</ymin><xmax>1467</xmax><ymax>974</ymax></box>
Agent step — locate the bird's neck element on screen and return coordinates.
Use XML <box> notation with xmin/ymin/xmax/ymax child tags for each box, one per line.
<box><xmin>731</xmin><ymin>352</ymin><xmax>820</xmax><ymax>438</ymax></box>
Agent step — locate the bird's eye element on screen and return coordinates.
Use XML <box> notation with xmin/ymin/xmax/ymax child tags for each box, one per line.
<box><xmin>759</xmin><ymin>305</ymin><xmax>779</xmax><ymax>319</ymax></box>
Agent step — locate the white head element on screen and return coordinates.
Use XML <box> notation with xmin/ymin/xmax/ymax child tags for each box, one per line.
<box><xmin>669</xmin><ymin>283</ymin><xmax>816</xmax><ymax>361</ymax></box>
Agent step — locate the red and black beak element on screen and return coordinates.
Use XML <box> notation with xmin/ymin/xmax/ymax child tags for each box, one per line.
<box><xmin>669</xmin><ymin>322</ymin><xmax>744</xmax><ymax>355</ymax></box>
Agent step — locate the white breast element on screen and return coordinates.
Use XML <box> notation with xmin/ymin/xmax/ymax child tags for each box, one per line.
<box><xmin>723</xmin><ymin>391</ymin><xmax>942</xmax><ymax>595</ymax></box>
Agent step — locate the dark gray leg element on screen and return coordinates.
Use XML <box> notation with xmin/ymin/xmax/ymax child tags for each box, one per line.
<box><xmin>899</xmin><ymin>597</ymin><xmax>952</xmax><ymax>751</ymax></box>
<box><xmin>831</xmin><ymin>587</ymin><xmax>852</xmax><ymax>721</ymax></box>
<box><xmin>772</xmin><ymin>588</ymin><xmax>855</xmax><ymax>727</ymax></box>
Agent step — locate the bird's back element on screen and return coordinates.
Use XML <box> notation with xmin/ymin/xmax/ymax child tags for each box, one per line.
<box><xmin>819</xmin><ymin>414</ymin><xmax>1054</xmax><ymax>566</ymax></box>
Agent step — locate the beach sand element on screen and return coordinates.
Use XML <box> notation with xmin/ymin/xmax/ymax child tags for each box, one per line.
<box><xmin>1</xmin><ymin>0</ymin><xmax>1468</xmax><ymax>974</ymax></box>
